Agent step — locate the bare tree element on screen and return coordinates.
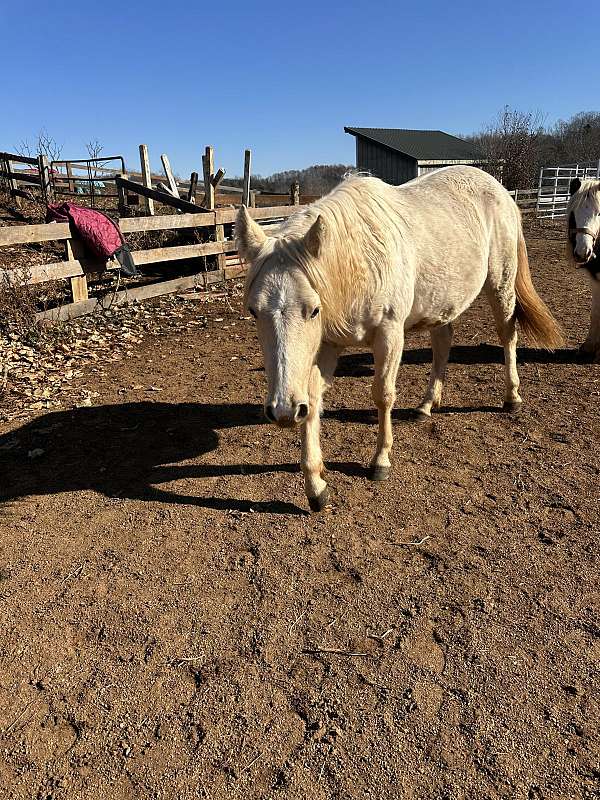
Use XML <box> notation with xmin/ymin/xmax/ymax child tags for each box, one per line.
<box><xmin>16</xmin><ymin>129</ymin><xmax>63</xmax><ymax>162</ymax></box>
<box><xmin>85</xmin><ymin>138</ymin><xmax>104</xmax><ymax>160</ymax></box>
<box><xmin>470</xmin><ymin>106</ymin><xmax>546</xmax><ymax>190</ymax></box>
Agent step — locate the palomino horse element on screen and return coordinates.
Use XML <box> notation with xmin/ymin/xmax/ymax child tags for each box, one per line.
<box><xmin>567</xmin><ymin>177</ymin><xmax>600</xmax><ymax>359</ymax></box>
<box><xmin>237</xmin><ymin>166</ymin><xmax>563</xmax><ymax>511</ymax></box>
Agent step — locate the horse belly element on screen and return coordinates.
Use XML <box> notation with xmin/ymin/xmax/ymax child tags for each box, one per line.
<box><xmin>406</xmin><ymin>262</ymin><xmax>486</xmax><ymax>330</ymax></box>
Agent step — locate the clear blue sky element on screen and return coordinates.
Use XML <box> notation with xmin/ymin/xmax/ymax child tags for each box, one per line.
<box><xmin>1</xmin><ymin>1</ymin><xmax>598</xmax><ymax>179</ymax></box>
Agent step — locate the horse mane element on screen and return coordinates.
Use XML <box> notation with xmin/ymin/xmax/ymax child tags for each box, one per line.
<box><xmin>566</xmin><ymin>179</ymin><xmax>600</xmax><ymax>215</ymax></box>
<box><xmin>266</xmin><ymin>174</ymin><xmax>410</xmax><ymax>338</ymax></box>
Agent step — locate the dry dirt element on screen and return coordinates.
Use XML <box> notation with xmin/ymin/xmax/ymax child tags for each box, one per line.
<box><xmin>0</xmin><ymin>228</ymin><xmax>599</xmax><ymax>800</ymax></box>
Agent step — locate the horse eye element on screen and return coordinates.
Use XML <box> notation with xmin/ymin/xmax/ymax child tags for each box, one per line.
<box><xmin>248</xmin><ymin>308</ymin><xmax>257</xmax><ymax>319</ymax></box>
<box><xmin>310</xmin><ymin>307</ymin><xmax>320</xmax><ymax>319</ymax></box>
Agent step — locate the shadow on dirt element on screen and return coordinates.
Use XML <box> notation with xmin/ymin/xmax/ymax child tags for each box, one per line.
<box><xmin>337</xmin><ymin>344</ymin><xmax>587</xmax><ymax>377</ymax></box>
<box><xmin>0</xmin><ymin>402</ymin><xmax>307</xmax><ymax>515</ymax></box>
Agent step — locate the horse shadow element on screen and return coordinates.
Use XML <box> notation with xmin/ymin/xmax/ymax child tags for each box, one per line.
<box><xmin>0</xmin><ymin>402</ymin><xmax>307</xmax><ymax>515</ymax></box>
<box><xmin>336</xmin><ymin>344</ymin><xmax>587</xmax><ymax>377</ymax></box>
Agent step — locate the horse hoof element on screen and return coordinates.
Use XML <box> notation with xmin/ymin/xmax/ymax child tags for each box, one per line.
<box><xmin>368</xmin><ymin>465</ymin><xmax>391</xmax><ymax>482</ymax></box>
<box><xmin>308</xmin><ymin>487</ymin><xmax>330</xmax><ymax>513</ymax></box>
<box><xmin>502</xmin><ymin>401</ymin><xmax>522</xmax><ymax>414</ymax></box>
<box><xmin>414</xmin><ymin>410</ymin><xmax>431</xmax><ymax>423</ymax></box>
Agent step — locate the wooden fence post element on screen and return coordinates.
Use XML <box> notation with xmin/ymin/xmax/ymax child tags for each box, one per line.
<box><xmin>139</xmin><ymin>144</ymin><xmax>154</xmax><ymax>215</ymax></box>
<box><xmin>38</xmin><ymin>154</ymin><xmax>53</xmax><ymax>204</ymax></box>
<box><xmin>4</xmin><ymin>156</ymin><xmax>21</xmax><ymax>207</ymax></box>
<box><xmin>66</xmin><ymin>239</ymin><xmax>89</xmax><ymax>302</ymax></box>
<box><xmin>290</xmin><ymin>180</ymin><xmax>300</xmax><ymax>205</ymax></box>
<box><xmin>66</xmin><ymin>162</ymin><xmax>75</xmax><ymax>193</ymax></box>
<box><xmin>202</xmin><ymin>146</ymin><xmax>215</xmax><ymax>210</ymax></box>
<box><xmin>117</xmin><ymin>172</ymin><xmax>129</xmax><ymax>215</ymax></box>
<box><xmin>160</xmin><ymin>154</ymin><xmax>179</xmax><ymax>198</ymax></box>
<box><xmin>242</xmin><ymin>149</ymin><xmax>252</xmax><ymax>206</ymax></box>
<box><xmin>202</xmin><ymin>146</ymin><xmax>227</xmax><ymax>273</ymax></box>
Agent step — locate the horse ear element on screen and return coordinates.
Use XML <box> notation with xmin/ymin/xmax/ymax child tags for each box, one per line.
<box><xmin>236</xmin><ymin>205</ymin><xmax>267</xmax><ymax>261</ymax></box>
<box><xmin>305</xmin><ymin>215</ymin><xmax>325</xmax><ymax>258</ymax></box>
<box><xmin>570</xmin><ymin>177</ymin><xmax>582</xmax><ymax>196</ymax></box>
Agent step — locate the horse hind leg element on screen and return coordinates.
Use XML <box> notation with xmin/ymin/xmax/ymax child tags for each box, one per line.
<box><xmin>416</xmin><ymin>323</ymin><xmax>453</xmax><ymax>419</ymax></box>
<box><xmin>484</xmin><ymin>280</ymin><xmax>522</xmax><ymax>411</ymax></box>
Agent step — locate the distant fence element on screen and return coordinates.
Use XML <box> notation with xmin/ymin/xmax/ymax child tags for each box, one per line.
<box><xmin>0</xmin><ymin>204</ymin><xmax>303</xmax><ymax>322</ymax></box>
<box><xmin>536</xmin><ymin>159</ymin><xmax>600</xmax><ymax>219</ymax></box>
<box><xmin>506</xmin><ymin>188</ymin><xmax>538</xmax><ymax>215</ymax></box>
<box><xmin>0</xmin><ymin>143</ymin><xmax>258</xmax><ymax>210</ymax></box>
<box><xmin>0</xmin><ymin>151</ymin><xmax>53</xmax><ymax>204</ymax></box>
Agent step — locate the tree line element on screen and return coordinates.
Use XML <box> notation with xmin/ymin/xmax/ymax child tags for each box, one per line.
<box><xmin>466</xmin><ymin>107</ymin><xmax>600</xmax><ymax>190</ymax></box>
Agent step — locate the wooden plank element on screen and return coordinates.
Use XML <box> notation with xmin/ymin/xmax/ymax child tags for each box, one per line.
<box><xmin>118</xmin><ymin>211</ymin><xmax>215</xmax><ymax>233</ymax></box>
<box><xmin>36</xmin><ymin>266</ymin><xmax>248</xmax><ymax>323</ymax></box>
<box><xmin>0</xmin><ymin>260</ymin><xmax>84</xmax><ymax>285</ymax></box>
<box><xmin>211</xmin><ymin>167</ymin><xmax>225</xmax><ymax>188</ymax></box>
<box><xmin>139</xmin><ymin>144</ymin><xmax>154</xmax><ymax>215</ymax></box>
<box><xmin>115</xmin><ymin>176</ymin><xmax>207</xmax><ymax>213</ymax></box>
<box><xmin>36</xmin><ymin>275</ymin><xmax>207</xmax><ymax>322</ymax></box>
<box><xmin>216</xmin><ymin>205</ymin><xmax>302</xmax><ymax>224</ymax></box>
<box><xmin>0</xmin><ymin>205</ymin><xmax>295</xmax><ymax>247</ymax></box>
<box><xmin>130</xmin><ymin>239</ymin><xmax>237</xmax><ymax>266</ymax></box>
<box><xmin>0</xmin><ymin>151</ymin><xmax>39</xmax><ymax>165</ymax></box>
<box><xmin>242</xmin><ymin>149</ymin><xmax>252</xmax><ymax>206</ymax></box>
<box><xmin>160</xmin><ymin>154</ymin><xmax>180</xmax><ymax>198</ymax></box>
<box><xmin>0</xmin><ymin>221</ymin><xmax>72</xmax><ymax>246</ymax></box>
<box><xmin>187</xmin><ymin>171</ymin><xmax>198</xmax><ymax>204</ymax></box>
<box><xmin>202</xmin><ymin>146</ymin><xmax>215</xmax><ymax>209</ymax></box>
<box><xmin>0</xmin><ymin>170</ymin><xmax>42</xmax><ymax>186</ymax></box>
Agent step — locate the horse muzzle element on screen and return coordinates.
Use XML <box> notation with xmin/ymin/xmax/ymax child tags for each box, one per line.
<box><xmin>265</xmin><ymin>401</ymin><xmax>309</xmax><ymax>427</ymax></box>
<box><xmin>574</xmin><ymin>249</ymin><xmax>596</xmax><ymax>266</ymax></box>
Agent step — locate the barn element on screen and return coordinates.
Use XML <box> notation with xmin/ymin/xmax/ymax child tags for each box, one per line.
<box><xmin>344</xmin><ymin>127</ymin><xmax>486</xmax><ymax>185</ymax></box>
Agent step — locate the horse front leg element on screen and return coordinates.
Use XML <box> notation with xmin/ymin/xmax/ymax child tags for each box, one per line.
<box><xmin>300</xmin><ymin>344</ymin><xmax>340</xmax><ymax>512</ymax></box>
<box><xmin>369</xmin><ymin>325</ymin><xmax>404</xmax><ymax>481</ymax></box>
<box><xmin>581</xmin><ymin>277</ymin><xmax>600</xmax><ymax>359</ymax></box>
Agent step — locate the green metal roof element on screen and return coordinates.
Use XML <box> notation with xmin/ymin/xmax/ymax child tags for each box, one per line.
<box><xmin>344</xmin><ymin>127</ymin><xmax>484</xmax><ymax>162</ymax></box>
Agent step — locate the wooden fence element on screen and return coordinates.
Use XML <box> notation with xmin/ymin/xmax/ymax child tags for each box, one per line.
<box><xmin>0</xmin><ymin>204</ymin><xmax>302</xmax><ymax>322</ymax></box>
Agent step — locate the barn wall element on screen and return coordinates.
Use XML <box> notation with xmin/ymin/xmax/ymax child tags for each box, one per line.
<box><xmin>355</xmin><ymin>137</ymin><xmax>417</xmax><ymax>185</ymax></box>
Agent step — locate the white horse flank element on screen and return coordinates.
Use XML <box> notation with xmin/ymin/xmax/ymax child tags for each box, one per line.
<box><xmin>567</xmin><ymin>177</ymin><xmax>600</xmax><ymax>357</ymax></box>
<box><xmin>237</xmin><ymin>166</ymin><xmax>563</xmax><ymax>511</ymax></box>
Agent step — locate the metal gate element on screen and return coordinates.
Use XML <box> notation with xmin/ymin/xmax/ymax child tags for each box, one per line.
<box><xmin>537</xmin><ymin>159</ymin><xmax>600</xmax><ymax>219</ymax></box>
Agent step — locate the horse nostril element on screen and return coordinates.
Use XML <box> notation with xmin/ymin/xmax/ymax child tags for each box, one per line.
<box><xmin>297</xmin><ymin>403</ymin><xmax>309</xmax><ymax>420</ymax></box>
<box><xmin>265</xmin><ymin>405</ymin><xmax>276</xmax><ymax>422</ymax></box>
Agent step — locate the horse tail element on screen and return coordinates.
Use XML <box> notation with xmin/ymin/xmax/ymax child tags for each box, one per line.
<box><xmin>514</xmin><ymin>218</ymin><xmax>564</xmax><ymax>350</ymax></box>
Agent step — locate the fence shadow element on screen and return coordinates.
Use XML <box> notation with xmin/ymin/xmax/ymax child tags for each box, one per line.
<box><xmin>336</xmin><ymin>344</ymin><xmax>586</xmax><ymax>377</ymax></box>
<box><xmin>0</xmin><ymin>402</ymin><xmax>307</xmax><ymax>515</ymax></box>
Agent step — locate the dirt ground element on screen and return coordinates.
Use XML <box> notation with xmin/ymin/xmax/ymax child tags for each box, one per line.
<box><xmin>0</xmin><ymin>226</ymin><xmax>599</xmax><ymax>800</ymax></box>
